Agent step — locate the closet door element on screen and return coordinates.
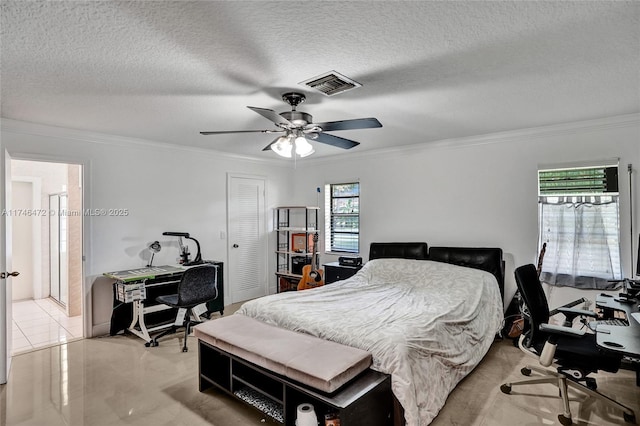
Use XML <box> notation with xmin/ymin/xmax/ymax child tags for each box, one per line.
<box><xmin>227</xmin><ymin>174</ymin><xmax>267</xmax><ymax>303</ymax></box>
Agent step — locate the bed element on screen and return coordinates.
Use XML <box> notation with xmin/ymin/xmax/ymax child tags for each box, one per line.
<box><xmin>236</xmin><ymin>243</ymin><xmax>505</xmax><ymax>426</ymax></box>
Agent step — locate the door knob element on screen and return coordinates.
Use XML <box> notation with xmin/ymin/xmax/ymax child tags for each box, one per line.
<box><xmin>0</xmin><ymin>271</ymin><xmax>20</xmax><ymax>279</ymax></box>
<box><xmin>232</xmin><ymin>244</ymin><xmax>239</xmax><ymax>248</ymax></box>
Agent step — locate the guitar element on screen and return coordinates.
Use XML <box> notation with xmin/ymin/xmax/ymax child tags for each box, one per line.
<box><xmin>507</xmin><ymin>242</ymin><xmax>548</xmax><ymax>339</ymax></box>
<box><xmin>536</xmin><ymin>242</ymin><xmax>547</xmax><ymax>277</ymax></box>
<box><xmin>534</xmin><ymin>242</ymin><xmax>588</xmax><ymax>315</ymax></box>
<box><xmin>297</xmin><ymin>233</ymin><xmax>324</xmax><ymax>291</ymax></box>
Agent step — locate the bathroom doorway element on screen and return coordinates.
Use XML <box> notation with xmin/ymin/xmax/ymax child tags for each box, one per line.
<box><xmin>10</xmin><ymin>159</ymin><xmax>84</xmax><ymax>354</ymax></box>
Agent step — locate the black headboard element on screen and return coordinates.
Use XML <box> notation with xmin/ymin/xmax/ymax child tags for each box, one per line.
<box><xmin>429</xmin><ymin>247</ymin><xmax>504</xmax><ymax>300</ymax></box>
<box><xmin>368</xmin><ymin>242</ymin><xmax>428</xmax><ymax>261</ymax></box>
<box><xmin>368</xmin><ymin>242</ymin><xmax>504</xmax><ymax>300</ymax></box>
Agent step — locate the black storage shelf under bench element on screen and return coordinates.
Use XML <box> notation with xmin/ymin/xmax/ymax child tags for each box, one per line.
<box><xmin>198</xmin><ymin>340</ymin><xmax>393</xmax><ymax>426</ymax></box>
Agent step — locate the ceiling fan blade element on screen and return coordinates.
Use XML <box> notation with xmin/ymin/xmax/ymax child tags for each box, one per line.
<box><xmin>200</xmin><ymin>130</ymin><xmax>279</xmax><ymax>135</ymax></box>
<box><xmin>262</xmin><ymin>136</ymin><xmax>283</xmax><ymax>151</ymax></box>
<box><xmin>313</xmin><ymin>117</ymin><xmax>382</xmax><ymax>132</ymax></box>
<box><xmin>247</xmin><ymin>106</ymin><xmax>293</xmax><ymax>127</ymax></box>
<box><xmin>313</xmin><ymin>133</ymin><xmax>360</xmax><ymax>149</ymax></box>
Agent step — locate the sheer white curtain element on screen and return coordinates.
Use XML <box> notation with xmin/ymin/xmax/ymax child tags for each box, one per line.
<box><xmin>539</xmin><ymin>195</ymin><xmax>622</xmax><ymax>289</ymax></box>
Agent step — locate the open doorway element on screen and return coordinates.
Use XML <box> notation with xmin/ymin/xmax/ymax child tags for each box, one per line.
<box><xmin>10</xmin><ymin>159</ymin><xmax>83</xmax><ymax>354</ymax></box>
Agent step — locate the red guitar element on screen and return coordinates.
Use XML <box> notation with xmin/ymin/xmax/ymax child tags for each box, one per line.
<box><xmin>297</xmin><ymin>233</ymin><xmax>324</xmax><ymax>291</ymax></box>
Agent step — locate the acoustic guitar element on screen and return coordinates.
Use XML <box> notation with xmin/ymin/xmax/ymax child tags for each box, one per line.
<box><xmin>507</xmin><ymin>242</ymin><xmax>548</xmax><ymax>339</ymax></box>
<box><xmin>297</xmin><ymin>233</ymin><xmax>324</xmax><ymax>291</ymax></box>
<box><xmin>536</xmin><ymin>242</ymin><xmax>547</xmax><ymax>277</ymax></box>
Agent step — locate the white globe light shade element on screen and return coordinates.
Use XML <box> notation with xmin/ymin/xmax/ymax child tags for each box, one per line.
<box><xmin>271</xmin><ymin>135</ymin><xmax>292</xmax><ymax>158</ymax></box>
<box><xmin>295</xmin><ymin>136</ymin><xmax>315</xmax><ymax>157</ymax></box>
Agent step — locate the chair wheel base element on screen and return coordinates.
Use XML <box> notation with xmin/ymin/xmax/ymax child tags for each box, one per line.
<box><xmin>182</xmin><ymin>347</ymin><xmax>188</xmax><ymax>352</ymax></box>
<box><xmin>558</xmin><ymin>414</ymin><xmax>572</xmax><ymax>425</ymax></box>
<box><xmin>500</xmin><ymin>384</ymin><xmax>511</xmax><ymax>394</ymax></box>
<box><xmin>624</xmin><ymin>412</ymin><xmax>636</xmax><ymax>424</ymax></box>
<box><xmin>145</xmin><ymin>341</ymin><xmax>159</xmax><ymax>347</ymax></box>
<box><xmin>521</xmin><ymin>367</ymin><xmax>531</xmax><ymax>376</ymax></box>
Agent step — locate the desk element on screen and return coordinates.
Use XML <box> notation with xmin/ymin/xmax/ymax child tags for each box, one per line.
<box><xmin>106</xmin><ymin>263</ymin><xmax>224</xmax><ymax>344</ymax></box>
<box><xmin>595</xmin><ymin>295</ymin><xmax>640</xmax><ymax>385</ymax></box>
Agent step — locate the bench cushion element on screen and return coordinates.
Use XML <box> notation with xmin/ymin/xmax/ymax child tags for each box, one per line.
<box><xmin>194</xmin><ymin>314</ymin><xmax>372</xmax><ymax>393</ymax></box>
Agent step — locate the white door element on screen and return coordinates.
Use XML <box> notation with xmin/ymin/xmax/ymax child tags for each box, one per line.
<box><xmin>1</xmin><ymin>148</ymin><xmax>15</xmax><ymax>384</ymax></box>
<box><xmin>227</xmin><ymin>174</ymin><xmax>267</xmax><ymax>303</ymax></box>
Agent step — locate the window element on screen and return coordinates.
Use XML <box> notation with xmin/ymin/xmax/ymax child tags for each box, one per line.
<box><xmin>325</xmin><ymin>182</ymin><xmax>359</xmax><ymax>253</ymax></box>
<box><xmin>538</xmin><ymin>164</ymin><xmax>622</xmax><ymax>288</ymax></box>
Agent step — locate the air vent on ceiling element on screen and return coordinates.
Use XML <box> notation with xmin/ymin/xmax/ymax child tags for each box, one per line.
<box><xmin>299</xmin><ymin>71</ymin><xmax>362</xmax><ymax>96</ymax></box>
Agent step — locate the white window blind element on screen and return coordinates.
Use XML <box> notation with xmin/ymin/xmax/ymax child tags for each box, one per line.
<box><xmin>538</xmin><ymin>164</ymin><xmax>622</xmax><ymax>289</ymax></box>
<box><xmin>324</xmin><ymin>182</ymin><xmax>359</xmax><ymax>253</ymax></box>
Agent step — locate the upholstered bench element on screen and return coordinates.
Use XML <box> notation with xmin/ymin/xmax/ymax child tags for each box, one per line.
<box><xmin>194</xmin><ymin>314</ymin><xmax>372</xmax><ymax>393</ymax></box>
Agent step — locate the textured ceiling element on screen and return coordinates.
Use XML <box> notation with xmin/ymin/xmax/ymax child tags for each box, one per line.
<box><xmin>1</xmin><ymin>1</ymin><xmax>639</xmax><ymax>159</ymax></box>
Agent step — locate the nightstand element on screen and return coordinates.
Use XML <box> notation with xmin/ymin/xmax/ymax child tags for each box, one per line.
<box><xmin>323</xmin><ymin>261</ymin><xmax>363</xmax><ymax>284</ymax></box>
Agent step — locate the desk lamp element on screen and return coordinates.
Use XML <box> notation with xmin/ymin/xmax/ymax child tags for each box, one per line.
<box><xmin>162</xmin><ymin>232</ymin><xmax>203</xmax><ymax>266</ymax></box>
<box><xmin>147</xmin><ymin>241</ymin><xmax>161</xmax><ymax>267</ymax></box>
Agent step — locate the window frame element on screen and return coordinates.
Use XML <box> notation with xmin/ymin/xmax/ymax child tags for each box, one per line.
<box><xmin>537</xmin><ymin>163</ymin><xmax>623</xmax><ymax>285</ymax></box>
<box><xmin>324</xmin><ymin>181</ymin><xmax>360</xmax><ymax>254</ymax></box>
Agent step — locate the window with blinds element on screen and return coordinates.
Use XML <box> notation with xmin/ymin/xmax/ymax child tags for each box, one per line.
<box><xmin>538</xmin><ymin>166</ymin><xmax>618</xmax><ymax>195</ymax></box>
<box><xmin>324</xmin><ymin>182</ymin><xmax>359</xmax><ymax>253</ymax></box>
<box><xmin>538</xmin><ymin>164</ymin><xmax>622</xmax><ymax>288</ymax></box>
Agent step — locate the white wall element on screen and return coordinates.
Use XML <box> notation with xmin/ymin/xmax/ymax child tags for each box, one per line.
<box><xmin>11</xmin><ymin>181</ymin><xmax>33</xmax><ymax>301</ymax></box>
<box><xmin>1</xmin><ymin>119</ymin><xmax>294</xmax><ymax>336</ymax></box>
<box><xmin>2</xmin><ymin>115</ymin><xmax>638</xmax><ymax>334</ymax></box>
<box><xmin>291</xmin><ymin>115</ymin><xmax>640</xmax><ymax>309</ymax></box>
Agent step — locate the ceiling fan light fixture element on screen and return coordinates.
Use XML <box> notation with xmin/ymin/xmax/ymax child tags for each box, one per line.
<box><xmin>201</xmin><ymin>90</ymin><xmax>380</xmax><ymax>156</ymax></box>
<box><xmin>271</xmin><ymin>135</ymin><xmax>293</xmax><ymax>158</ymax></box>
<box><xmin>295</xmin><ymin>136</ymin><xmax>315</xmax><ymax>157</ymax></box>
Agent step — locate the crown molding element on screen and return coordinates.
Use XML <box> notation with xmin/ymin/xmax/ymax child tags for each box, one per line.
<box><xmin>0</xmin><ymin>118</ymin><xmax>288</xmax><ymax>167</ymax></box>
<box><xmin>2</xmin><ymin>113</ymin><xmax>638</xmax><ymax>167</ymax></box>
<box><xmin>303</xmin><ymin>113</ymin><xmax>640</xmax><ymax>166</ymax></box>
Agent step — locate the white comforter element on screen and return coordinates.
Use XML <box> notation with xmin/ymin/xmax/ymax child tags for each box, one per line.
<box><xmin>237</xmin><ymin>258</ymin><xmax>503</xmax><ymax>426</ymax></box>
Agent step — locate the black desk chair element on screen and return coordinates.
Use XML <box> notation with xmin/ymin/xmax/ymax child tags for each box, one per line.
<box><xmin>500</xmin><ymin>264</ymin><xmax>636</xmax><ymax>425</ymax></box>
<box><xmin>149</xmin><ymin>264</ymin><xmax>219</xmax><ymax>352</ymax></box>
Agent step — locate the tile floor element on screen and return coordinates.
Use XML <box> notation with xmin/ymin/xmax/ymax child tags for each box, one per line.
<box><xmin>11</xmin><ymin>298</ymin><xmax>83</xmax><ymax>355</ymax></box>
<box><xmin>1</xmin><ymin>313</ymin><xmax>638</xmax><ymax>426</ymax></box>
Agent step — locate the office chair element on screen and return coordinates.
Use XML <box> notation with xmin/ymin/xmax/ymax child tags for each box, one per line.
<box><xmin>500</xmin><ymin>264</ymin><xmax>636</xmax><ymax>425</ymax></box>
<box><xmin>148</xmin><ymin>264</ymin><xmax>219</xmax><ymax>352</ymax></box>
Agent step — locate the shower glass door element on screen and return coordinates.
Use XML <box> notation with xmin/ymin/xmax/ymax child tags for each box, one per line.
<box><xmin>49</xmin><ymin>193</ymin><xmax>68</xmax><ymax>306</ymax></box>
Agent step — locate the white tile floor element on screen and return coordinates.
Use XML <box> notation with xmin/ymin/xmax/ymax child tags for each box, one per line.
<box><xmin>11</xmin><ymin>298</ymin><xmax>83</xmax><ymax>355</ymax></box>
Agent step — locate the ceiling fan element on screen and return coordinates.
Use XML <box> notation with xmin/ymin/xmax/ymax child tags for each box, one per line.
<box><xmin>200</xmin><ymin>92</ymin><xmax>382</xmax><ymax>157</ymax></box>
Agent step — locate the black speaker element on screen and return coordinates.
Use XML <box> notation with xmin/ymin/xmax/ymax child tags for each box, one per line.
<box><xmin>339</xmin><ymin>256</ymin><xmax>362</xmax><ymax>266</ymax></box>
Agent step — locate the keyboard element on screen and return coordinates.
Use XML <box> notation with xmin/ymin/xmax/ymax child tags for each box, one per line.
<box><xmin>601</xmin><ymin>318</ymin><xmax>629</xmax><ymax>326</ymax></box>
<box><xmin>588</xmin><ymin>318</ymin><xmax>629</xmax><ymax>331</ymax></box>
